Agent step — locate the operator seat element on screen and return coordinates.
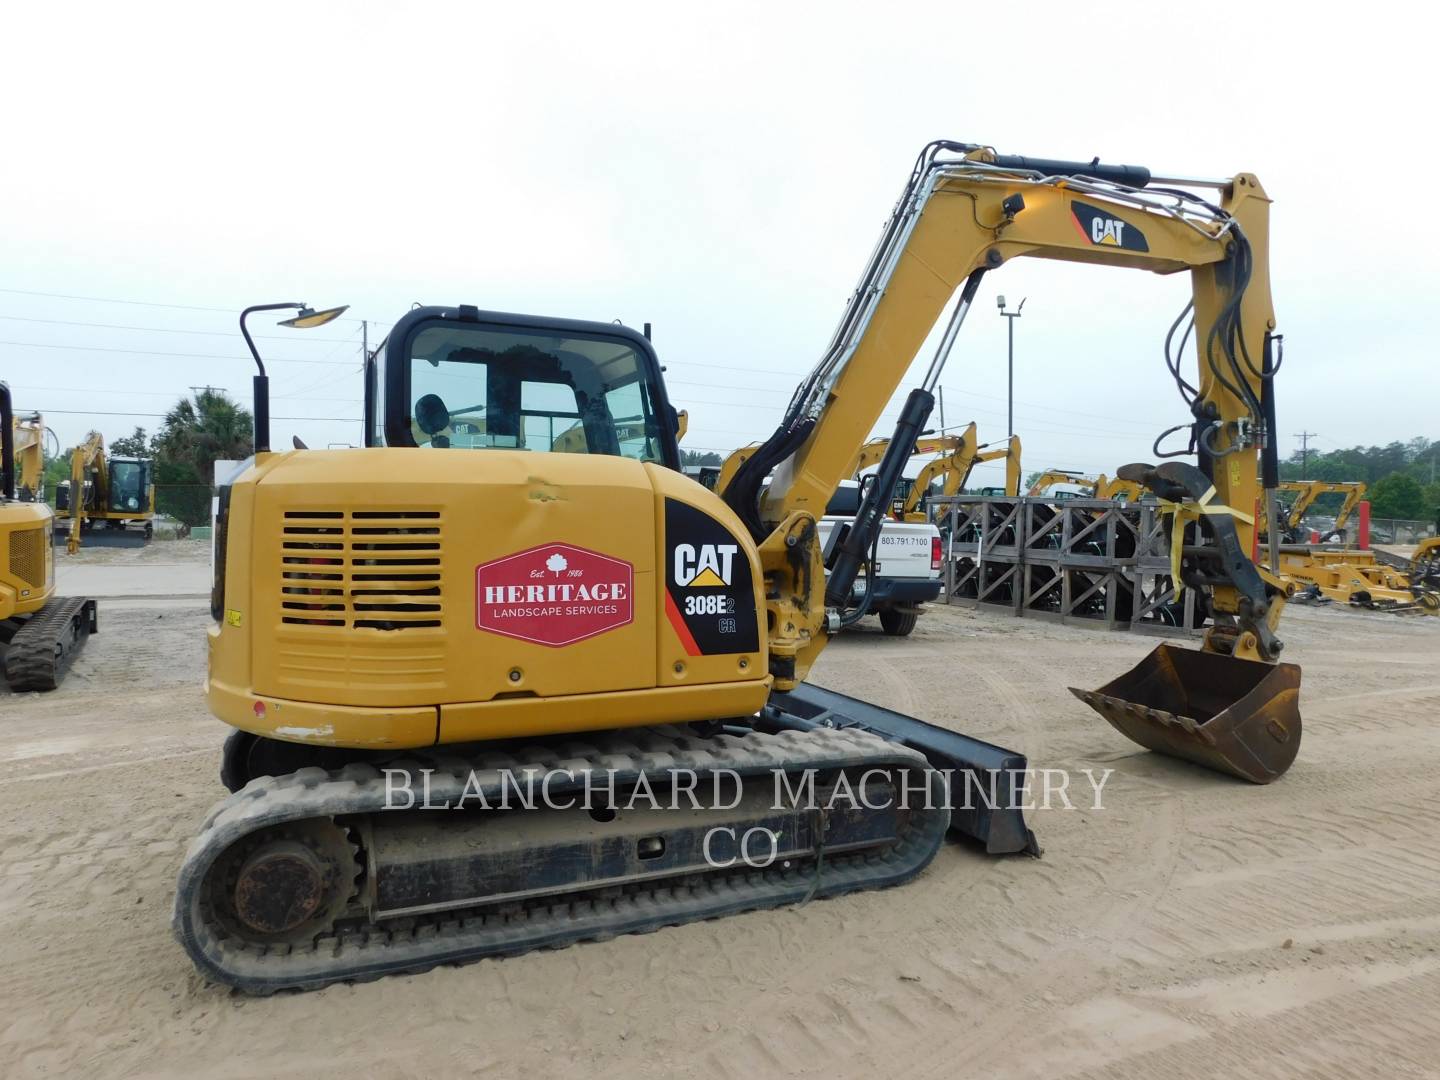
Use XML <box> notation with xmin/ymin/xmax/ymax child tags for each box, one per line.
<box><xmin>415</xmin><ymin>394</ymin><xmax>451</xmax><ymax>448</ymax></box>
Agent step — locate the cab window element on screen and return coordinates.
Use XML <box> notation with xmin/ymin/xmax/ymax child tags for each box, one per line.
<box><xmin>403</xmin><ymin>323</ymin><xmax>665</xmax><ymax>461</ymax></box>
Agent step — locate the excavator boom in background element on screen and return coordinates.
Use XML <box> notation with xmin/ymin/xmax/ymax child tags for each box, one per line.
<box><xmin>9</xmin><ymin>407</ymin><xmax>47</xmax><ymax>503</ymax></box>
<box><xmin>1269</xmin><ymin>479</ymin><xmax>1366</xmax><ymax>541</ymax></box>
<box><xmin>898</xmin><ymin>425</ymin><xmax>1022</xmax><ymax>519</ymax></box>
<box><xmin>177</xmin><ymin>140</ymin><xmax>1302</xmax><ymax>994</ymax></box>
<box><xmin>1027</xmin><ymin>469</ymin><xmax>1089</xmax><ymax>497</ymax></box>
<box><xmin>1028</xmin><ymin>469</ymin><xmax>1144</xmax><ymax>502</ymax></box>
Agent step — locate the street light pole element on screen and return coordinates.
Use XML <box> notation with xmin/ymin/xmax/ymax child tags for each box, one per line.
<box><xmin>997</xmin><ymin>295</ymin><xmax>1027</xmax><ymax>437</ymax></box>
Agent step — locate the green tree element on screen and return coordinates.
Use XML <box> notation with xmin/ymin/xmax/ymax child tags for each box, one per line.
<box><xmin>153</xmin><ymin>390</ymin><xmax>253</xmax><ymax>525</ymax></box>
<box><xmin>1421</xmin><ymin>482</ymin><xmax>1440</xmax><ymax>526</ymax></box>
<box><xmin>680</xmin><ymin>450</ymin><xmax>723</xmax><ymax>467</ymax></box>
<box><xmin>42</xmin><ymin>452</ymin><xmax>69</xmax><ymax>503</ymax></box>
<box><xmin>109</xmin><ymin>426</ymin><xmax>151</xmax><ymax>457</ymax></box>
<box><xmin>1368</xmin><ymin>473</ymin><xmax>1426</xmax><ymax>520</ymax></box>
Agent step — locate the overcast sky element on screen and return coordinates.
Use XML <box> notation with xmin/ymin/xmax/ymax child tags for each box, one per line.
<box><xmin>4</xmin><ymin>2</ymin><xmax>1435</xmax><ymax>489</ymax></box>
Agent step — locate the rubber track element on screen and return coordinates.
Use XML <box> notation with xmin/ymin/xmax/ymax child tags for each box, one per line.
<box><xmin>3</xmin><ymin>597</ymin><xmax>94</xmax><ymax>692</ymax></box>
<box><xmin>174</xmin><ymin>726</ymin><xmax>950</xmax><ymax>994</ymax></box>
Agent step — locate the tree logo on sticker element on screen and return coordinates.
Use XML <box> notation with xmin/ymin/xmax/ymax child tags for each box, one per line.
<box><xmin>475</xmin><ymin>543</ymin><xmax>633</xmax><ymax>647</ymax></box>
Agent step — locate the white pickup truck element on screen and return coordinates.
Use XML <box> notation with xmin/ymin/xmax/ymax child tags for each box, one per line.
<box><xmin>816</xmin><ymin>479</ymin><xmax>942</xmax><ymax>636</ymax></box>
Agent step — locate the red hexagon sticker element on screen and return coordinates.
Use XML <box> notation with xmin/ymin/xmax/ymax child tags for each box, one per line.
<box><xmin>475</xmin><ymin>543</ymin><xmax>634</xmax><ymax>647</ymax></box>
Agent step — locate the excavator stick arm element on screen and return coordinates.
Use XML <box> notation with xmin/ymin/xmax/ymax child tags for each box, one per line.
<box><xmin>732</xmin><ymin>142</ymin><xmax>1294</xmax><ymax>782</ymax></box>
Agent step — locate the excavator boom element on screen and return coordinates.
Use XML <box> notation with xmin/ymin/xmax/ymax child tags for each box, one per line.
<box><xmin>9</xmin><ymin>409</ymin><xmax>46</xmax><ymax>501</ymax></box>
<box><xmin>724</xmin><ymin>140</ymin><xmax>1298</xmax><ymax>781</ymax></box>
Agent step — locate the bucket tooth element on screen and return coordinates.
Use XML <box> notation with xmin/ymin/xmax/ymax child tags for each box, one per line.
<box><xmin>1070</xmin><ymin>644</ymin><xmax>1301</xmax><ymax>783</ymax></box>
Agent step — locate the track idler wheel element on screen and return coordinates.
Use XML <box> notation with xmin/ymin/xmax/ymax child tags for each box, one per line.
<box><xmin>234</xmin><ymin>842</ymin><xmax>332</xmax><ymax>935</ymax></box>
<box><xmin>208</xmin><ymin>819</ymin><xmax>359</xmax><ymax>944</ymax></box>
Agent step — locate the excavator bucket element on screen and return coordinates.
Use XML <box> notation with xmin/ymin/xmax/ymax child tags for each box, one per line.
<box><xmin>1070</xmin><ymin>644</ymin><xmax>1301</xmax><ymax>784</ymax></box>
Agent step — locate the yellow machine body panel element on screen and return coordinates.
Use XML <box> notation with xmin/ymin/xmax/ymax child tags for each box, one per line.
<box><xmin>0</xmin><ymin>501</ymin><xmax>54</xmax><ymax>621</ymax></box>
<box><xmin>209</xmin><ymin>448</ymin><xmax>770</xmax><ymax>749</ymax></box>
<box><xmin>175</xmin><ymin>145</ymin><xmax>1315</xmax><ymax>995</ymax></box>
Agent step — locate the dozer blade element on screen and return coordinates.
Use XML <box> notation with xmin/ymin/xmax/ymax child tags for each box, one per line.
<box><xmin>51</xmin><ymin>528</ymin><xmax>148</xmax><ymax>548</ymax></box>
<box><xmin>763</xmin><ymin>682</ymin><xmax>1040</xmax><ymax>855</ymax></box>
<box><xmin>1070</xmin><ymin>643</ymin><xmax>1301</xmax><ymax>784</ymax></box>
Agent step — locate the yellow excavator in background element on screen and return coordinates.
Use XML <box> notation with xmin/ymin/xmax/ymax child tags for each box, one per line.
<box><xmin>1027</xmin><ymin>469</ymin><xmax>1143</xmax><ymax>501</ymax></box>
<box><xmin>56</xmin><ymin>433</ymin><xmax>156</xmax><ymax>553</ymax></box>
<box><xmin>1267</xmin><ymin>479</ymin><xmax>1366</xmax><ymax>542</ymax></box>
<box><xmin>1</xmin><ymin>383</ymin><xmax>98</xmax><ymax>690</ymax></box>
<box><xmin>894</xmin><ymin>424</ymin><xmax>1022</xmax><ymax>520</ymax></box>
<box><xmin>1027</xmin><ymin>468</ymin><xmax>1088</xmax><ymax>496</ymax></box>
<box><xmin>1094</xmin><ymin>474</ymin><xmax>1145</xmax><ymax>501</ymax></box>
<box><xmin>176</xmin><ymin>141</ymin><xmax>1301</xmax><ymax>993</ymax></box>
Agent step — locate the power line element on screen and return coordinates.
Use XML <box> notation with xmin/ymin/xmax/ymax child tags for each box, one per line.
<box><xmin>0</xmin><ymin>285</ymin><xmax>383</xmax><ymax>327</ymax></box>
<box><xmin>0</xmin><ymin>313</ymin><xmax>365</xmax><ymax>344</ymax></box>
<box><xmin>0</xmin><ymin>287</ymin><xmax>240</xmax><ymax>313</ymax></box>
<box><xmin>661</xmin><ymin>361</ymin><xmax>1164</xmax><ymax>431</ymax></box>
<box><xmin>0</xmin><ymin>339</ymin><xmax>355</xmax><ymax>365</ymax></box>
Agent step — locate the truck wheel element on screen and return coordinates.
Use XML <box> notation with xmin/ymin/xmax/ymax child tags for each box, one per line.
<box><xmin>879</xmin><ymin>609</ymin><xmax>918</xmax><ymax>636</ymax></box>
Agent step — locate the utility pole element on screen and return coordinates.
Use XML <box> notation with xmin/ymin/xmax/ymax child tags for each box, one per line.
<box><xmin>997</xmin><ymin>296</ymin><xmax>1026</xmax><ymax>437</ymax></box>
<box><xmin>1295</xmin><ymin>431</ymin><xmax>1318</xmax><ymax>479</ymax></box>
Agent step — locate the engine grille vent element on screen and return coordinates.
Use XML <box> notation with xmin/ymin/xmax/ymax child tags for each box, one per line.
<box><xmin>281</xmin><ymin>510</ymin><xmax>442</xmax><ymax>631</ymax></box>
<box><xmin>7</xmin><ymin>527</ymin><xmax>46</xmax><ymax>590</ymax></box>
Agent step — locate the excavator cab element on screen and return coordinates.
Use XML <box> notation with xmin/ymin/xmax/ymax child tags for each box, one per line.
<box><xmin>374</xmin><ymin>307</ymin><xmax>681</xmax><ymax>465</ymax></box>
<box><xmin>107</xmin><ymin>457</ymin><xmax>153</xmax><ymax>516</ymax></box>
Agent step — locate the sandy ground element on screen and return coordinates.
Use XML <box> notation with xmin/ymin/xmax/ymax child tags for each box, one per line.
<box><xmin>4</xmin><ymin>573</ymin><xmax>1440</xmax><ymax>1078</ymax></box>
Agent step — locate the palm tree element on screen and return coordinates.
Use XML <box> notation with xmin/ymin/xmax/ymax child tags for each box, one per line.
<box><xmin>154</xmin><ymin>390</ymin><xmax>253</xmax><ymax>525</ymax></box>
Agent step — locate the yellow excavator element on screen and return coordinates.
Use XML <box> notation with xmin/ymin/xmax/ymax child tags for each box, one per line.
<box><xmin>1027</xmin><ymin>468</ymin><xmax>1087</xmax><ymax>496</ymax></box>
<box><xmin>1</xmin><ymin>383</ymin><xmax>98</xmax><ymax>690</ymax></box>
<box><xmin>56</xmin><ymin>432</ymin><xmax>156</xmax><ymax>553</ymax></box>
<box><xmin>891</xmin><ymin>424</ymin><xmax>1022</xmax><ymax>520</ymax></box>
<box><xmin>1267</xmin><ymin>479</ymin><xmax>1366</xmax><ymax>542</ymax></box>
<box><xmin>1027</xmin><ymin>469</ymin><xmax>1144</xmax><ymax>501</ymax></box>
<box><xmin>176</xmin><ymin>141</ymin><xmax>1301</xmax><ymax>993</ymax></box>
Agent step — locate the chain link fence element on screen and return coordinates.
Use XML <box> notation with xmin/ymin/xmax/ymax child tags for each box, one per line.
<box><xmin>1369</xmin><ymin>518</ymin><xmax>1438</xmax><ymax>546</ymax></box>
